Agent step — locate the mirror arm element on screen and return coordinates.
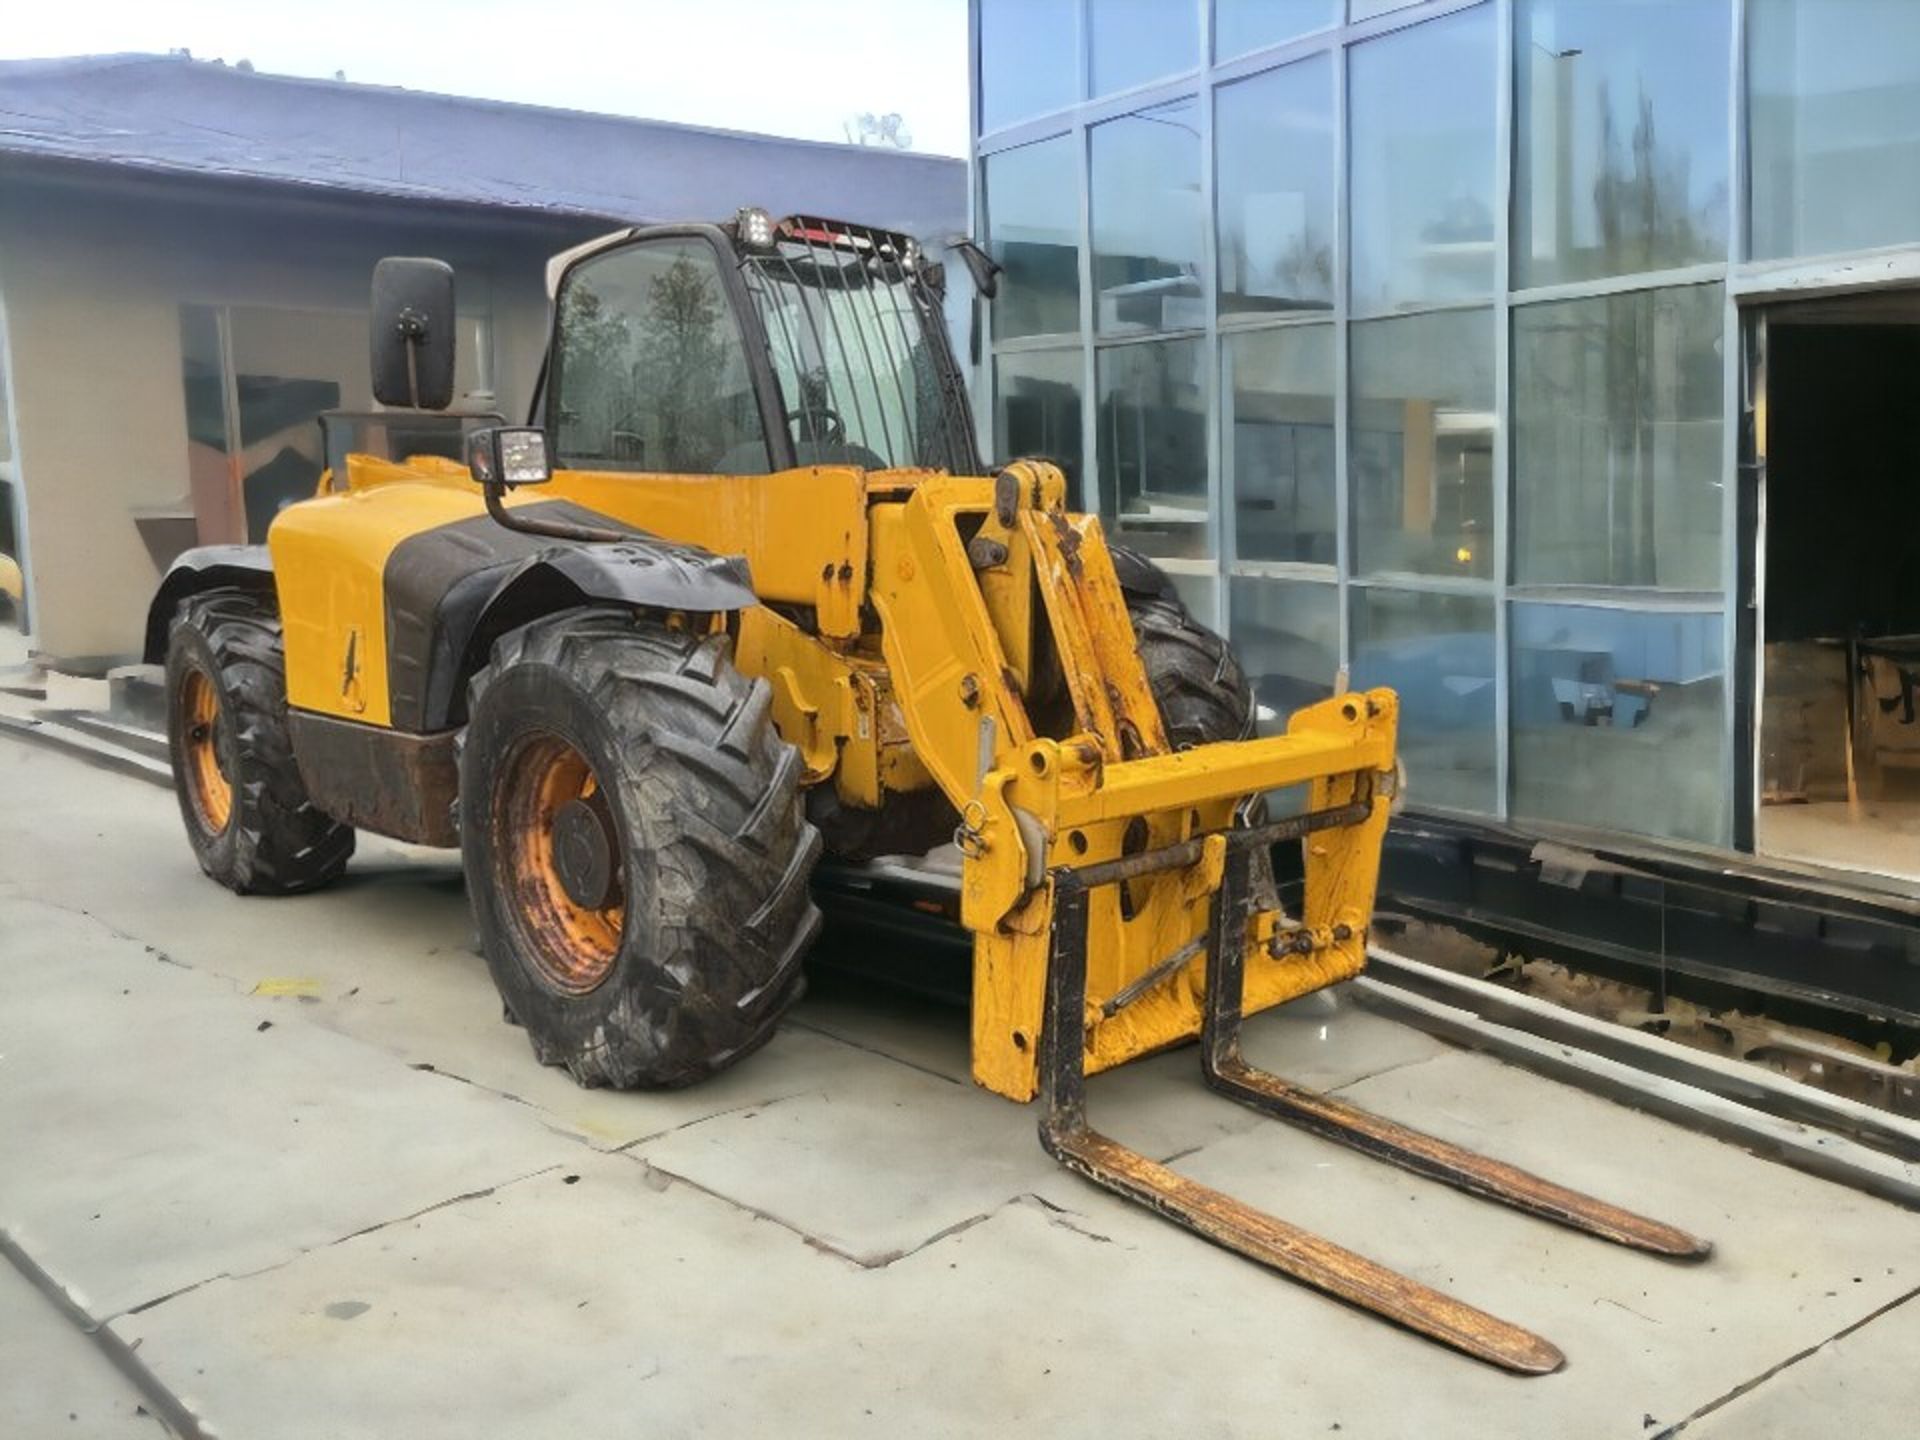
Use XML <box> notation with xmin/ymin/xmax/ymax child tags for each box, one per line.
<box><xmin>397</xmin><ymin>309</ymin><xmax>427</xmax><ymax>408</ymax></box>
<box><xmin>483</xmin><ymin>481</ymin><xmax>628</xmax><ymax>544</ymax></box>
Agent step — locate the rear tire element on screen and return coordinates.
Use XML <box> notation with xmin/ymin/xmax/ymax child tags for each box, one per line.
<box><xmin>461</xmin><ymin>608</ymin><xmax>821</xmax><ymax>1089</ymax></box>
<box><xmin>1110</xmin><ymin>547</ymin><xmax>1278</xmax><ymax>904</ymax></box>
<box><xmin>163</xmin><ymin>589</ymin><xmax>355</xmax><ymax>894</ymax></box>
<box><xmin>1110</xmin><ymin>545</ymin><xmax>1254</xmax><ymax>749</ymax></box>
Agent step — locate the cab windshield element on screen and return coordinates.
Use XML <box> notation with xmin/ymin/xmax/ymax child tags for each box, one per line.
<box><xmin>740</xmin><ymin>223</ymin><xmax>974</xmax><ymax>474</ymax></box>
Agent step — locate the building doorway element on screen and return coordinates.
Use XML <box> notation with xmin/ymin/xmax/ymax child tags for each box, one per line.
<box><xmin>1756</xmin><ymin>291</ymin><xmax>1920</xmax><ymax>886</ymax></box>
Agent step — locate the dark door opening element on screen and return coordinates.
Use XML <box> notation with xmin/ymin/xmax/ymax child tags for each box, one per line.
<box><xmin>1757</xmin><ymin>297</ymin><xmax>1920</xmax><ymax>885</ymax></box>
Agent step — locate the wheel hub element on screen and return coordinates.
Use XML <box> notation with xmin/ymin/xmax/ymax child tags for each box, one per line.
<box><xmin>179</xmin><ymin>666</ymin><xmax>233</xmax><ymax>834</ymax></box>
<box><xmin>551</xmin><ymin>796</ymin><xmax>615</xmax><ymax>910</ymax></box>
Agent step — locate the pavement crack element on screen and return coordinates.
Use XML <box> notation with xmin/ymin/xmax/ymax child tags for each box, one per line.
<box><xmin>0</xmin><ymin>893</ymin><xmax>196</xmax><ymax>973</ymax></box>
<box><xmin>123</xmin><ymin>1275</ymin><xmax>221</xmax><ymax>1317</ymax></box>
<box><xmin>1</xmin><ymin>1230</ymin><xmax>216</xmax><ymax>1440</ymax></box>
<box><xmin>1324</xmin><ymin>1050</ymin><xmax>1446</xmax><ymax>1097</ymax></box>
<box><xmin>612</xmin><ymin>1151</ymin><xmax>1007</xmax><ymax>1271</ymax></box>
<box><xmin>1017</xmin><ymin>1193</ymin><xmax>1113</xmax><ymax>1244</ymax></box>
<box><xmin>1652</xmin><ymin>1281</ymin><xmax>1920</xmax><ymax>1438</ymax></box>
<box><xmin>613</xmin><ymin>1153</ymin><xmax>873</xmax><ymax>1267</ymax></box>
<box><xmin>1595</xmin><ymin>1295</ymin><xmax>1662</xmax><ymax>1325</ymax></box>
<box><xmin>305</xmin><ymin>1169</ymin><xmax>561</xmax><ymax>1255</ymax></box>
<box><xmin>784</xmin><ymin>1019</ymin><xmax>967</xmax><ymax>1086</ymax></box>
<box><xmin>111</xmin><ymin>1164</ymin><xmax>567</xmax><ymax>1320</ymax></box>
<box><xmin>405</xmin><ymin>1061</ymin><xmax>542</xmax><ymax>1116</ymax></box>
<box><xmin>614</xmin><ymin>1093</ymin><xmax>803</xmax><ymax>1152</ymax></box>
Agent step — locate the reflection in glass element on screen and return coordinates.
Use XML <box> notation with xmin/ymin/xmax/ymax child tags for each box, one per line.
<box><xmin>1230</xmin><ymin>576</ymin><xmax>1339</xmax><ymax>725</ymax></box>
<box><xmin>1350</xmin><ymin>308</ymin><xmax>1495</xmax><ymax>579</ymax></box>
<box><xmin>1749</xmin><ymin>0</ymin><xmax>1920</xmax><ymax>260</ymax></box>
<box><xmin>1089</xmin><ymin>0</ymin><xmax>1199</xmax><ymax>99</ymax></box>
<box><xmin>179</xmin><ymin>305</ymin><xmax>239</xmax><ymax>547</ymax></box>
<box><xmin>979</xmin><ymin>0</ymin><xmax>1078</xmax><ymax>134</ymax></box>
<box><xmin>986</xmin><ymin>137</ymin><xmax>1082</xmax><ymax>341</ymax></box>
<box><xmin>1215</xmin><ymin>0</ymin><xmax>1339</xmax><ymax>61</ymax></box>
<box><xmin>1226</xmin><ymin>324</ymin><xmax>1335</xmax><ymax>564</ymax></box>
<box><xmin>1092</xmin><ymin>98</ymin><xmax>1205</xmax><ymax>337</ymax></box>
<box><xmin>1217</xmin><ymin>57</ymin><xmax>1336</xmax><ymax>317</ymax></box>
<box><xmin>1513</xmin><ymin>285</ymin><xmax>1723</xmax><ymax>590</ymax></box>
<box><xmin>226</xmin><ymin>308</ymin><xmax>373</xmax><ymax>543</ymax></box>
<box><xmin>1351</xmin><ymin>588</ymin><xmax>1497</xmax><ymax>814</ymax></box>
<box><xmin>556</xmin><ymin>241</ymin><xmax>769</xmax><ymax>474</ymax></box>
<box><xmin>1350</xmin><ymin>0</ymin><xmax>1423</xmax><ymax>19</ymax></box>
<box><xmin>1514</xmin><ymin>0</ymin><xmax>1729</xmax><ymax>287</ymax></box>
<box><xmin>1348</xmin><ymin>6</ymin><xmax>1497</xmax><ymax>311</ymax></box>
<box><xmin>1096</xmin><ymin>337</ymin><xmax>1210</xmax><ymax>560</ymax></box>
<box><xmin>1511</xmin><ymin>603</ymin><xmax>1726</xmax><ymax>843</ymax></box>
<box><xmin>0</xmin><ymin>325</ymin><xmax>18</xmax><ymax>632</ymax></box>
<box><xmin>995</xmin><ymin>350</ymin><xmax>1084</xmax><ymax>501</ymax></box>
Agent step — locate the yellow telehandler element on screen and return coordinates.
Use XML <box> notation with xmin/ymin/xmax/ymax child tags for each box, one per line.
<box><xmin>147</xmin><ymin>211</ymin><xmax>1705</xmax><ymax>1371</ymax></box>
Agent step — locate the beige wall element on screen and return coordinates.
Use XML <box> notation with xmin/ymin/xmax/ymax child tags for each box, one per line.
<box><xmin>0</xmin><ymin>166</ymin><xmax>586</xmax><ymax>662</ymax></box>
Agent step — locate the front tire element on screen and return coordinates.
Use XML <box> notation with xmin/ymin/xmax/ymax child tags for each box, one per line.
<box><xmin>461</xmin><ymin>608</ymin><xmax>821</xmax><ymax>1089</ymax></box>
<box><xmin>163</xmin><ymin>589</ymin><xmax>355</xmax><ymax>894</ymax></box>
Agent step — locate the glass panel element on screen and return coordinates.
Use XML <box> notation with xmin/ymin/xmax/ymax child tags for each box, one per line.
<box><xmin>1513</xmin><ymin>284</ymin><xmax>1724</xmax><ymax>589</ymax></box>
<box><xmin>555</xmin><ymin>239</ymin><xmax>768</xmax><ymax>475</ymax></box>
<box><xmin>1514</xmin><ymin>0</ymin><xmax>1730</xmax><ymax>288</ymax></box>
<box><xmin>1350</xmin><ymin>308</ymin><xmax>1495</xmax><ymax>579</ymax></box>
<box><xmin>1169</xmin><ymin>571</ymin><xmax>1220</xmax><ymax>628</ymax></box>
<box><xmin>178</xmin><ymin>305</ymin><xmax>240</xmax><ymax>548</ymax></box>
<box><xmin>0</xmin><ymin>314</ymin><xmax>22</xmax><ymax>634</ymax></box>
<box><xmin>1231</xmin><ymin>576</ymin><xmax>1339</xmax><ymax>725</ymax></box>
<box><xmin>995</xmin><ymin>350</ymin><xmax>1085</xmax><ymax>501</ymax></box>
<box><xmin>1217</xmin><ymin>56</ymin><xmax>1336</xmax><ymax>317</ymax></box>
<box><xmin>1348</xmin><ymin>6</ymin><xmax>1498</xmax><ymax>312</ymax></box>
<box><xmin>1089</xmin><ymin>0</ymin><xmax>1200</xmax><ymax>99</ymax></box>
<box><xmin>1749</xmin><ymin>0</ymin><xmax>1920</xmax><ymax>260</ymax></box>
<box><xmin>1351</xmin><ymin>588</ymin><xmax>1497</xmax><ymax>813</ymax></box>
<box><xmin>979</xmin><ymin>0</ymin><xmax>1078</xmax><ymax>134</ymax></box>
<box><xmin>1216</xmin><ymin>0</ymin><xmax>1339</xmax><ymax>60</ymax></box>
<box><xmin>1096</xmin><ymin>337</ymin><xmax>1209</xmax><ymax>561</ymax></box>
<box><xmin>1226</xmin><ymin>323</ymin><xmax>1335</xmax><ymax>564</ymax></box>
<box><xmin>985</xmin><ymin>136</ymin><xmax>1082</xmax><ymax>341</ymax></box>
<box><xmin>1351</xmin><ymin>0</ymin><xmax>1423</xmax><ymax>19</ymax></box>
<box><xmin>1092</xmin><ymin>97</ymin><xmax>1205</xmax><ymax>337</ymax></box>
<box><xmin>1511</xmin><ymin>603</ymin><xmax>1727</xmax><ymax>843</ymax></box>
<box><xmin>227</xmin><ymin>307</ymin><xmax>377</xmax><ymax>544</ymax></box>
<box><xmin>745</xmin><ymin>231</ymin><xmax>969</xmax><ymax>473</ymax></box>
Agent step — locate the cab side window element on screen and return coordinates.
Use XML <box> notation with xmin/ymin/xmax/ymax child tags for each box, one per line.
<box><xmin>552</xmin><ymin>239</ymin><xmax>770</xmax><ymax>474</ymax></box>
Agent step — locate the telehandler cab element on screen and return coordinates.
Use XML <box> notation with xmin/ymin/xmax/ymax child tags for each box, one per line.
<box><xmin>149</xmin><ymin>210</ymin><xmax>1706</xmax><ymax>1371</ymax></box>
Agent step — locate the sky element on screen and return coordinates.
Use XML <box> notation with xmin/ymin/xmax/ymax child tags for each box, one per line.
<box><xmin>0</xmin><ymin>0</ymin><xmax>972</xmax><ymax>157</ymax></box>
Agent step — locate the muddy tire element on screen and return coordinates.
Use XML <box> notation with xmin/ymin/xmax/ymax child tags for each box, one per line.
<box><xmin>461</xmin><ymin>607</ymin><xmax>821</xmax><ymax>1089</ymax></box>
<box><xmin>164</xmin><ymin>588</ymin><xmax>355</xmax><ymax>894</ymax></box>
<box><xmin>1110</xmin><ymin>545</ymin><xmax>1254</xmax><ymax>750</ymax></box>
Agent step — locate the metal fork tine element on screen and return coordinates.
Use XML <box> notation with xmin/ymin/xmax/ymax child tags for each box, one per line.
<box><xmin>1040</xmin><ymin>871</ymin><xmax>1567</xmax><ymax>1376</ymax></box>
<box><xmin>1201</xmin><ymin>851</ymin><xmax>1712</xmax><ymax>1260</ymax></box>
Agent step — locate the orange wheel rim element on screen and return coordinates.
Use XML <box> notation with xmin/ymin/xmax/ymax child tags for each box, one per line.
<box><xmin>498</xmin><ymin>733</ymin><xmax>625</xmax><ymax>994</ymax></box>
<box><xmin>180</xmin><ymin>668</ymin><xmax>233</xmax><ymax>834</ymax></box>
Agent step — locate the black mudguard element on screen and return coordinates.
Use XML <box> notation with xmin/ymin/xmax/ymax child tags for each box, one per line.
<box><xmin>385</xmin><ymin>501</ymin><xmax>757</xmax><ymax>732</ymax></box>
<box><xmin>143</xmin><ymin>545</ymin><xmax>277</xmax><ymax>663</ymax></box>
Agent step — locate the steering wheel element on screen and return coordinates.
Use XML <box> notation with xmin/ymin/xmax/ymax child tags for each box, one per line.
<box><xmin>787</xmin><ymin>407</ymin><xmax>847</xmax><ymax>447</ymax></box>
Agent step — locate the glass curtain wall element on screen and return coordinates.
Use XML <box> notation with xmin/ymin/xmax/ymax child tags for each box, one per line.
<box><xmin>975</xmin><ymin>0</ymin><xmax>1920</xmax><ymax>851</ymax></box>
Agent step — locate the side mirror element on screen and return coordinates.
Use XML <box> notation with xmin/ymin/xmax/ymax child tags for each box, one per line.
<box><xmin>467</xmin><ymin>426</ymin><xmax>552</xmax><ymax>489</ymax></box>
<box><xmin>948</xmin><ymin>238</ymin><xmax>1001</xmax><ymax>301</ymax></box>
<box><xmin>370</xmin><ymin>257</ymin><xmax>456</xmax><ymax>410</ymax></box>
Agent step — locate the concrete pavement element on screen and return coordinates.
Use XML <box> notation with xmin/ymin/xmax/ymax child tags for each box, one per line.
<box><xmin>2</xmin><ymin>732</ymin><xmax>1918</xmax><ymax>1437</ymax></box>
